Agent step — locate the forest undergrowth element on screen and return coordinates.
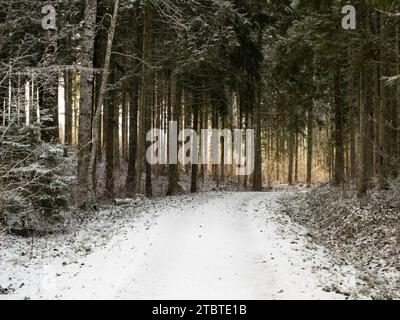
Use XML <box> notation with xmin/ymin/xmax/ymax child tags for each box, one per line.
<box><xmin>281</xmin><ymin>182</ymin><xmax>400</xmax><ymax>299</ymax></box>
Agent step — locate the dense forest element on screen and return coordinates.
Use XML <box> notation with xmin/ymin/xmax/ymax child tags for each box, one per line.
<box><xmin>1</xmin><ymin>0</ymin><xmax>400</xmax><ymax>301</ymax></box>
<box><xmin>0</xmin><ymin>0</ymin><xmax>399</xmax><ymax>226</ymax></box>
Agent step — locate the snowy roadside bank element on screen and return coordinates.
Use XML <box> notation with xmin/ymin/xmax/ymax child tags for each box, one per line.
<box><xmin>1</xmin><ymin>191</ymin><xmax>368</xmax><ymax>300</ymax></box>
<box><xmin>280</xmin><ymin>185</ymin><xmax>400</xmax><ymax>299</ymax></box>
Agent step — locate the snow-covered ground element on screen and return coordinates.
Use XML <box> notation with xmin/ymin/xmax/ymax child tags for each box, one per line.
<box><xmin>0</xmin><ymin>191</ymin><xmax>365</xmax><ymax>300</ymax></box>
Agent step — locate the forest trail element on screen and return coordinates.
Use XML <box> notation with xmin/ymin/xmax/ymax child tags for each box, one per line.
<box><xmin>1</xmin><ymin>192</ymin><xmax>358</xmax><ymax>300</ymax></box>
<box><xmin>115</xmin><ymin>192</ymin><xmax>347</xmax><ymax>300</ymax></box>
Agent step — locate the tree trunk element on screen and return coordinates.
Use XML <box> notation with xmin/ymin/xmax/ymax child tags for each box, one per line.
<box><xmin>121</xmin><ymin>85</ymin><xmax>128</xmax><ymax>162</ymax></box>
<box><xmin>333</xmin><ymin>67</ymin><xmax>345</xmax><ymax>186</ymax></box>
<box><xmin>86</xmin><ymin>0</ymin><xmax>120</xmax><ymax>204</ymax></box>
<box><xmin>126</xmin><ymin>78</ymin><xmax>139</xmax><ymax>196</ymax></box>
<box><xmin>253</xmin><ymin>99</ymin><xmax>262</xmax><ymax>190</ymax></box>
<box><xmin>40</xmin><ymin>30</ymin><xmax>59</xmax><ymax>143</ymax></box>
<box><xmin>105</xmin><ymin>69</ymin><xmax>117</xmax><ymax>198</ymax></box>
<box><xmin>287</xmin><ymin>128</ymin><xmax>294</xmax><ymax>186</ymax></box>
<box><xmin>294</xmin><ymin>132</ymin><xmax>298</xmax><ymax>184</ymax></box>
<box><xmin>136</xmin><ymin>2</ymin><xmax>154</xmax><ymax>197</ymax></box>
<box><xmin>113</xmin><ymin>89</ymin><xmax>120</xmax><ymax>170</ymax></box>
<box><xmin>349</xmin><ymin>76</ymin><xmax>357</xmax><ymax>179</ymax></box>
<box><xmin>166</xmin><ymin>71</ymin><xmax>181</xmax><ymax>195</ymax></box>
<box><xmin>64</xmin><ymin>70</ymin><xmax>73</xmax><ymax>145</ymax></box>
<box><xmin>253</xmin><ymin>30</ymin><xmax>263</xmax><ymax>191</ymax></box>
<box><xmin>306</xmin><ymin>104</ymin><xmax>313</xmax><ymax>187</ymax></box>
<box><xmin>77</xmin><ymin>0</ymin><xmax>97</xmax><ymax>208</ymax></box>
<box><xmin>358</xmin><ymin>69</ymin><xmax>368</xmax><ymax>196</ymax></box>
<box><xmin>191</xmin><ymin>90</ymin><xmax>199</xmax><ymax>193</ymax></box>
<box><xmin>212</xmin><ymin>100</ymin><xmax>219</xmax><ymax>187</ymax></box>
<box><xmin>396</xmin><ymin>25</ymin><xmax>400</xmax><ymax>175</ymax></box>
<box><xmin>378</xmin><ymin>13</ymin><xmax>389</xmax><ymax>189</ymax></box>
<box><xmin>126</xmin><ymin>6</ymin><xmax>141</xmax><ymax>196</ymax></box>
<box><xmin>93</xmin><ymin>20</ymin><xmax>106</xmax><ymax>161</ymax></box>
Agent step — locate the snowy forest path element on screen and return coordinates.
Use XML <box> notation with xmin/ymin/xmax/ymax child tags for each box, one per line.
<box><xmin>115</xmin><ymin>192</ymin><xmax>347</xmax><ymax>299</ymax></box>
<box><xmin>1</xmin><ymin>192</ymin><xmax>355</xmax><ymax>300</ymax></box>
